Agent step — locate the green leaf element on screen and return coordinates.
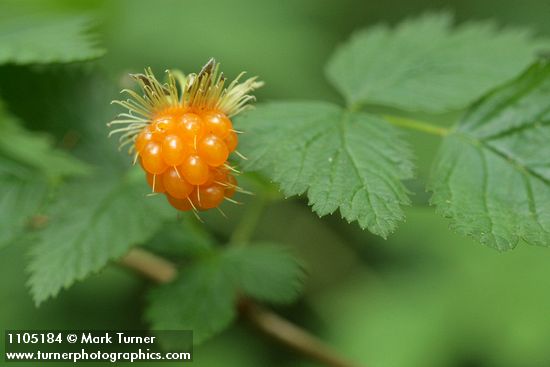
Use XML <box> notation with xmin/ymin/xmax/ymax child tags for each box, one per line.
<box><xmin>144</xmin><ymin>217</ymin><xmax>215</xmax><ymax>258</ymax></box>
<box><xmin>147</xmin><ymin>244</ymin><xmax>305</xmax><ymax>344</ymax></box>
<box><xmin>226</xmin><ymin>244</ymin><xmax>305</xmax><ymax>304</ymax></box>
<box><xmin>0</xmin><ymin>11</ymin><xmax>105</xmax><ymax>65</ymax></box>
<box><xmin>236</xmin><ymin>101</ymin><xmax>413</xmax><ymax>237</ymax></box>
<box><xmin>146</xmin><ymin>255</ymin><xmax>238</xmax><ymax>345</ymax></box>
<box><xmin>27</xmin><ymin>170</ymin><xmax>174</xmax><ymax>305</ymax></box>
<box><xmin>313</xmin><ymin>207</ymin><xmax>550</xmax><ymax>367</ymax></box>
<box><xmin>429</xmin><ymin>60</ymin><xmax>550</xmax><ymax>250</ymax></box>
<box><xmin>0</xmin><ymin>158</ymin><xmax>49</xmax><ymax>248</ymax></box>
<box><xmin>0</xmin><ymin>105</ymin><xmax>90</xmax><ymax>178</ymax></box>
<box><xmin>326</xmin><ymin>12</ymin><xmax>545</xmax><ymax>113</ymax></box>
<box><xmin>0</xmin><ymin>103</ymin><xmax>89</xmax><ymax>248</ymax></box>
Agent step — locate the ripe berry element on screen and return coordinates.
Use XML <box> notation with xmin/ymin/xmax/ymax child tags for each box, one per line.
<box><xmin>203</xmin><ymin>111</ymin><xmax>232</xmax><ymax>138</ymax></box>
<box><xmin>198</xmin><ymin>134</ymin><xmax>229</xmax><ymax>167</ymax></box>
<box><xmin>146</xmin><ymin>172</ymin><xmax>166</xmax><ymax>193</ymax></box>
<box><xmin>162</xmin><ymin>166</ymin><xmax>193</xmax><ymax>199</ymax></box>
<box><xmin>178</xmin><ymin>113</ymin><xmax>204</xmax><ymax>140</ymax></box>
<box><xmin>162</xmin><ymin>134</ymin><xmax>188</xmax><ymax>166</ymax></box>
<box><xmin>141</xmin><ymin>141</ymin><xmax>167</xmax><ymax>174</ymax></box>
<box><xmin>152</xmin><ymin>115</ymin><xmax>176</xmax><ymax>133</ymax></box>
<box><xmin>224</xmin><ymin>131</ymin><xmax>238</xmax><ymax>152</ymax></box>
<box><xmin>181</xmin><ymin>155</ymin><xmax>209</xmax><ymax>185</ymax></box>
<box><xmin>192</xmin><ymin>184</ymin><xmax>226</xmax><ymax>210</ymax></box>
<box><xmin>225</xmin><ymin>174</ymin><xmax>238</xmax><ymax>198</ymax></box>
<box><xmin>135</xmin><ymin>129</ymin><xmax>158</xmax><ymax>153</ymax></box>
<box><xmin>110</xmin><ymin>60</ymin><xmax>262</xmax><ymax>214</ymax></box>
<box><xmin>166</xmin><ymin>194</ymin><xmax>194</xmax><ymax>211</ymax></box>
<box><xmin>213</xmin><ymin>166</ymin><xmax>228</xmax><ymax>183</ymax></box>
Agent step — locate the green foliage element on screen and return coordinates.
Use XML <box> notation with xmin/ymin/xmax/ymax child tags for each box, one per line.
<box><xmin>238</xmin><ymin>12</ymin><xmax>550</xmax><ymax>249</ymax></box>
<box><xmin>27</xmin><ymin>170</ymin><xmax>174</xmax><ymax>305</ymax></box>
<box><xmin>0</xmin><ymin>105</ymin><xmax>90</xmax><ymax>177</ymax></box>
<box><xmin>1</xmin><ymin>1</ymin><xmax>550</xmax><ymax>365</ymax></box>
<box><xmin>0</xmin><ymin>13</ymin><xmax>93</xmax><ymax>247</ymax></box>
<box><xmin>429</xmin><ymin>60</ymin><xmax>550</xmax><ymax>250</ymax></box>
<box><xmin>0</xmin><ymin>5</ymin><xmax>118</xmax><ymax>303</ymax></box>
<box><xmin>237</xmin><ymin>102</ymin><xmax>413</xmax><ymax>237</ymax></box>
<box><xmin>225</xmin><ymin>244</ymin><xmax>305</xmax><ymax>304</ymax></box>
<box><xmin>326</xmin><ymin>12</ymin><xmax>544</xmax><ymax>113</ymax></box>
<box><xmin>314</xmin><ymin>207</ymin><xmax>550</xmax><ymax>367</ymax></box>
<box><xmin>0</xmin><ymin>104</ymin><xmax>89</xmax><ymax>248</ymax></box>
<box><xmin>143</xmin><ymin>218</ymin><xmax>215</xmax><ymax>258</ymax></box>
<box><xmin>147</xmin><ymin>244</ymin><xmax>305</xmax><ymax>344</ymax></box>
<box><xmin>0</xmin><ymin>11</ymin><xmax>104</xmax><ymax>65</ymax></box>
<box><xmin>0</xmin><ymin>158</ymin><xmax>48</xmax><ymax>248</ymax></box>
<box><xmin>147</xmin><ymin>254</ymin><xmax>238</xmax><ymax>345</ymax></box>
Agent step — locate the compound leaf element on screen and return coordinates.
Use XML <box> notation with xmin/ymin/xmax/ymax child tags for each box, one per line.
<box><xmin>429</xmin><ymin>60</ymin><xmax>550</xmax><ymax>250</ymax></box>
<box><xmin>326</xmin><ymin>12</ymin><xmax>545</xmax><ymax>113</ymax></box>
<box><xmin>237</xmin><ymin>101</ymin><xmax>413</xmax><ymax>237</ymax></box>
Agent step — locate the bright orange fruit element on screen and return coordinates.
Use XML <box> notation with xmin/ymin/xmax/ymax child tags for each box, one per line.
<box><xmin>136</xmin><ymin>107</ymin><xmax>238</xmax><ymax>211</ymax></box>
<box><xmin>109</xmin><ymin>60</ymin><xmax>263</xmax><ymax>213</ymax></box>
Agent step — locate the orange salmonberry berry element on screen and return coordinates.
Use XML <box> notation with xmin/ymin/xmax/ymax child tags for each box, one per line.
<box><xmin>210</xmin><ymin>166</ymin><xmax>229</xmax><ymax>184</ymax></box>
<box><xmin>162</xmin><ymin>134</ymin><xmax>189</xmax><ymax>166</ymax></box>
<box><xmin>146</xmin><ymin>172</ymin><xmax>166</xmax><ymax>193</ymax></box>
<box><xmin>152</xmin><ymin>115</ymin><xmax>176</xmax><ymax>133</ymax></box>
<box><xmin>178</xmin><ymin>113</ymin><xmax>204</xmax><ymax>140</ymax></box>
<box><xmin>198</xmin><ymin>134</ymin><xmax>229</xmax><ymax>167</ymax></box>
<box><xmin>191</xmin><ymin>183</ymin><xmax>226</xmax><ymax>210</ymax></box>
<box><xmin>162</xmin><ymin>167</ymin><xmax>194</xmax><ymax>199</ymax></box>
<box><xmin>202</xmin><ymin>111</ymin><xmax>232</xmax><ymax>138</ymax></box>
<box><xmin>109</xmin><ymin>59</ymin><xmax>263</xmax><ymax>213</ymax></box>
<box><xmin>166</xmin><ymin>194</ymin><xmax>194</xmax><ymax>211</ymax></box>
<box><xmin>224</xmin><ymin>130</ymin><xmax>238</xmax><ymax>153</ymax></box>
<box><xmin>141</xmin><ymin>141</ymin><xmax>167</xmax><ymax>174</ymax></box>
<box><xmin>181</xmin><ymin>155</ymin><xmax>209</xmax><ymax>185</ymax></box>
<box><xmin>225</xmin><ymin>174</ymin><xmax>238</xmax><ymax>198</ymax></box>
<box><xmin>135</xmin><ymin>130</ymin><xmax>158</xmax><ymax>153</ymax></box>
<box><xmin>138</xmin><ymin>107</ymin><xmax>240</xmax><ymax>212</ymax></box>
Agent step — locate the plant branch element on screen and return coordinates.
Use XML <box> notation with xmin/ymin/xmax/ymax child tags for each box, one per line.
<box><xmin>119</xmin><ymin>247</ymin><xmax>177</xmax><ymax>283</ymax></box>
<box><xmin>382</xmin><ymin>114</ymin><xmax>450</xmax><ymax>136</ymax></box>
<box><xmin>239</xmin><ymin>299</ymin><xmax>362</xmax><ymax>367</ymax></box>
<box><xmin>120</xmin><ymin>247</ymin><xmax>362</xmax><ymax>367</ymax></box>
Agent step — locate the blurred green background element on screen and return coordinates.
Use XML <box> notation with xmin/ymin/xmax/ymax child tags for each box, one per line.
<box><xmin>1</xmin><ymin>0</ymin><xmax>550</xmax><ymax>366</ymax></box>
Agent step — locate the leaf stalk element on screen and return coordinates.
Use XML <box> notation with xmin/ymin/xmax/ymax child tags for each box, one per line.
<box><xmin>383</xmin><ymin>115</ymin><xmax>450</xmax><ymax>136</ymax></box>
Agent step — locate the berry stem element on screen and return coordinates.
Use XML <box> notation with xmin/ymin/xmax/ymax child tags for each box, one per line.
<box><xmin>382</xmin><ymin>114</ymin><xmax>450</xmax><ymax>136</ymax></box>
<box><xmin>228</xmin><ymin>193</ymin><xmax>268</xmax><ymax>247</ymax></box>
<box><xmin>120</xmin><ymin>248</ymin><xmax>363</xmax><ymax>367</ymax></box>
